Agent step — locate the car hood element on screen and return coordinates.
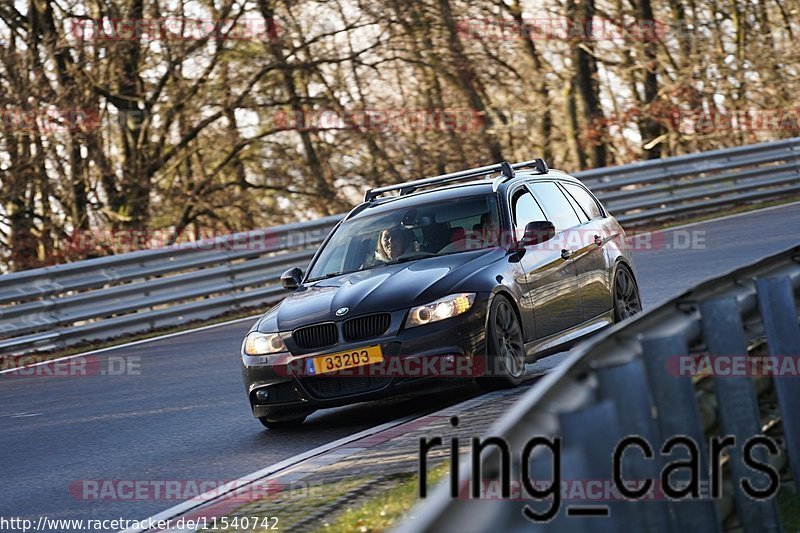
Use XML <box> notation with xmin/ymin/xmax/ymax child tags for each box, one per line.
<box><xmin>258</xmin><ymin>248</ymin><xmax>503</xmax><ymax>332</ymax></box>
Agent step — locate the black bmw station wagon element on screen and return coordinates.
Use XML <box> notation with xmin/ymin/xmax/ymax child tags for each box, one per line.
<box><xmin>241</xmin><ymin>159</ymin><xmax>641</xmax><ymax>427</ymax></box>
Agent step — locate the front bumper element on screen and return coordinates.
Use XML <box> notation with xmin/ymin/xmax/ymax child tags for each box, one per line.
<box><xmin>241</xmin><ymin>294</ymin><xmax>489</xmax><ymax>417</ymax></box>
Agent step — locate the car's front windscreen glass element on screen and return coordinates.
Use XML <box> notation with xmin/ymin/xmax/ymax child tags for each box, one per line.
<box><xmin>307</xmin><ymin>193</ymin><xmax>501</xmax><ymax>280</ymax></box>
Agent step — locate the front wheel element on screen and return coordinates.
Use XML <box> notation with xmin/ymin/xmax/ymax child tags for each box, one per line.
<box><xmin>613</xmin><ymin>266</ymin><xmax>642</xmax><ymax>322</ymax></box>
<box><xmin>477</xmin><ymin>295</ymin><xmax>525</xmax><ymax>390</ymax></box>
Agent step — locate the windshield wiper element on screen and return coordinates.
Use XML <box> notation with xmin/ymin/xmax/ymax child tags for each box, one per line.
<box><xmin>386</xmin><ymin>252</ymin><xmax>438</xmax><ymax>265</ymax></box>
<box><xmin>310</xmin><ymin>271</ymin><xmax>346</xmax><ymax>281</ymax></box>
<box><xmin>313</xmin><ymin>253</ymin><xmax>438</xmax><ymax>280</ymax></box>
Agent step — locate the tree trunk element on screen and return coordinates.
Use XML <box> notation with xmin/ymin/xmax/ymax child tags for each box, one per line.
<box><xmin>505</xmin><ymin>0</ymin><xmax>553</xmax><ymax>163</ymax></box>
<box><xmin>564</xmin><ymin>81</ymin><xmax>587</xmax><ymax>168</ymax></box>
<box><xmin>258</xmin><ymin>0</ymin><xmax>345</xmax><ymax>216</ymax></box>
<box><xmin>116</xmin><ymin>0</ymin><xmax>150</xmax><ymax>230</ymax></box>
<box><xmin>569</xmin><ymin>0</ymin><xmax>608</xmax><ymax>168</ymax></box>
<box><xmin>634</xmin><ymin>0</ymin><xmax>667</xmax><ymax>159</ymax></box>
<box><xmin>437</xmin><ymin>0</ymin><xmax>504</xmax><ymax>162</ymax></box>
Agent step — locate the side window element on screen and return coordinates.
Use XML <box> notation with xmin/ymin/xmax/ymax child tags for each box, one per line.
<box><xmin>528</xmin><ymin>181</ymin><xmax>582</xmax><ymax>231</ymax></box>
<box><xmin>563</xmin><ymin>182</ymin><xmax>604</xmax><ymax>220</ymax></box>
<box><xmin>559</xmin><ymin>184</ymin><xmax>589</xmax><ymax>224</ymax></box>
<box><xmin>511</xmin><ymin>189</ymin><xmax>546</xmax><ymax>234</ymax></box>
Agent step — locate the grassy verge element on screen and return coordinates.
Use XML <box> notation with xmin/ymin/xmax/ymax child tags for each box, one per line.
<box><xmin>312</xmin><ymin>456</ymin><xmax>800</xmax><ymax>533</ymax></box>
<box><xmin>315</xmin><ymin>462</ymin><xmax>450</xmax><ymax>533</ymax></box>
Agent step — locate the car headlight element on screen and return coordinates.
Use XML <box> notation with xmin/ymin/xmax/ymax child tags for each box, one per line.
<box><xmin>243</xmin><ymin>332</ymin><xmax>287</xmax><ymax>355</ymax></box>
<box><xmin>405</xmin><ymin>293</ymin><xmax>476</xmax><ymax>329</ymax></box>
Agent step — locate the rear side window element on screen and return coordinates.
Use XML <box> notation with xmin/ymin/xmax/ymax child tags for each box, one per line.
<box><xmin>563</xmin><ymin>182</ymin><xmax>604</xmax><ymax>220</ymax></box>
<box><xmin>559</xmin><ymin>184</ymin><xmax>589</xmax><ymax>224</ymax></box>
<box><xmin>528</xmin><ymin>181</ymin><xmax>582</xmax><ymax>231</ymax></box>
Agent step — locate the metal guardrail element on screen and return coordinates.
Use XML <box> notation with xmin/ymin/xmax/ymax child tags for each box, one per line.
<box><xmin>2</xmin><ymin>137</ymin><xmax>800</xmax><ymax>355</ymax></box>
<box><xmin>581</xmin><ymin>136</ymin><xmax>800</xmax><ymax>225</ymax></box>
<box><xmin>405</xmin><ymin>244</ymin><xmax>800</xmax><ymax>532</ymax></box>
<box><xmin>0</xmin><ymin>215</ymin><xmax>341</xmax><ymax>354</ymax></box>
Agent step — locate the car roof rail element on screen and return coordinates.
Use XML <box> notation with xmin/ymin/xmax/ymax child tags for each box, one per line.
<box><xmin>364</xmin><ymin>158</ymin><xmax>548</xmax><ymax>202</ymax></box>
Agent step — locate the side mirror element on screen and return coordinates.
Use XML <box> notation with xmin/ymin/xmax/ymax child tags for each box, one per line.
<box><xmin>281</xmin><ymin>267</ymin><xmax>303</xmax><ymax>291</ymax></box>
<box><xmin>519</xmin><ymin>221</ymin><xmax>556</xmax><ymax>247</ymax></box>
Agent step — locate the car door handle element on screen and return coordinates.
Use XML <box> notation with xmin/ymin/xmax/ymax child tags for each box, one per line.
<box><xmin>594</xmin><ymin>234</ymin><xmax>604</xmax><ymax>247</ymax></box>
<box><xmin>561</xmin><ymin>249</ymin><xmax>573</xmax><ymax>260</ymax></box>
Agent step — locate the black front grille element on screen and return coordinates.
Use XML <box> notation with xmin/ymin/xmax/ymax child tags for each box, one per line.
<box><xmin>300</xmin><ymin>376</ymin><xmax>391</xmax><ymax>399</ymax></box>
<box><xmin>343</xmin><ymin>313</ymin><xmax>391</xmax><ymax>342</ymax></box>
<box><xmin>292</xmin><ymin>323</ymin><xmax>338</xmax><ymax>350</ymax></box>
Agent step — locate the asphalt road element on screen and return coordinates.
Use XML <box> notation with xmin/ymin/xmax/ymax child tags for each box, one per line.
<box><xmin>631</xmin><ymin>203</ymin><xmax>800</xmax><ymax>306</ymax></box>
<box><xmin>1</xmin><ymin>203</ymin><xmax>798</xmax><ymax>526</ymax></box>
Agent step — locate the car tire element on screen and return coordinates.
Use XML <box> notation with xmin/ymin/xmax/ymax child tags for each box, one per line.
<box><xmin>477</xmin><ymin>294</ymin><xmax>525</xmax><ymax>390</ymax></box>
<box><xmin>257</xmin><ymin>409</ymin><xmax>312</xmax><ymax>429</ymax></box>
<box><xmin>613</xmin><ymin>265</ymin><xmax>642</xmax><ymax>322</ymax></box>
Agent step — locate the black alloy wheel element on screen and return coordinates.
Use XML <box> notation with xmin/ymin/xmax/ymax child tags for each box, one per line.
<box><xmin>613</xmin><ymin>266</ymin><xmax>642</xmax><ymax>321</ymax></box>
<box><xmin>478</xmin><ymin>295</ymin><xmax>525</xmax><ymax>390</ymax></box>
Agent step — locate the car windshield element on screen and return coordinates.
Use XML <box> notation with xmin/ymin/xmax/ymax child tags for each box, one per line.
<box><xmin>307</xmin><ymin>193</ymin><xmax>502</xmax><ymax>280</ymax></box>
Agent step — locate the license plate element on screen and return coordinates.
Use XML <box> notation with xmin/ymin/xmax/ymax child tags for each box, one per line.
<box><xmin>311</xmin><ymin>345</ymin><xmax>383</xmax><ymax>375</ymax></box>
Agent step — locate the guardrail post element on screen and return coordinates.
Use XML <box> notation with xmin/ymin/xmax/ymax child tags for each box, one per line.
<box><xmin>596</xmin><ymin>359</ymin><xmax>674</xmax><ymax>533</ymax></box>
<box><xmin>640</xmin><ymin>333</ymin><xmax>720</xmax><ymax>532</ymax></box>
<box><xmin>756</xmin><ymin>276</ymin><xmax>800</xmax><ymax>491</ymax></box>
<box><xmin>699</xmin><ymin>297</ymin><xmax>782</xmax><ymax>532</ymax></box>
<box><xmin>556</xmin><ymin>400</ymin><xmax>637</xmax><ymax>532</ymax></box>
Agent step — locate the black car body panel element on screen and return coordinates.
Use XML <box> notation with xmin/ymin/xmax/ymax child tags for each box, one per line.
<box><xmin>264</xmin><ymin>248</ymin><xmax>508</xmax><ymax>333</ymax></box>
<box><xmin>242</xmin><ymin>293</ymin><xmax>490</xmax><ymax>418</ymax></box>
<box><xmin>241</xmin><ymin>167</ymin><xmax>638</xmax><ymax>423</ymax></box>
